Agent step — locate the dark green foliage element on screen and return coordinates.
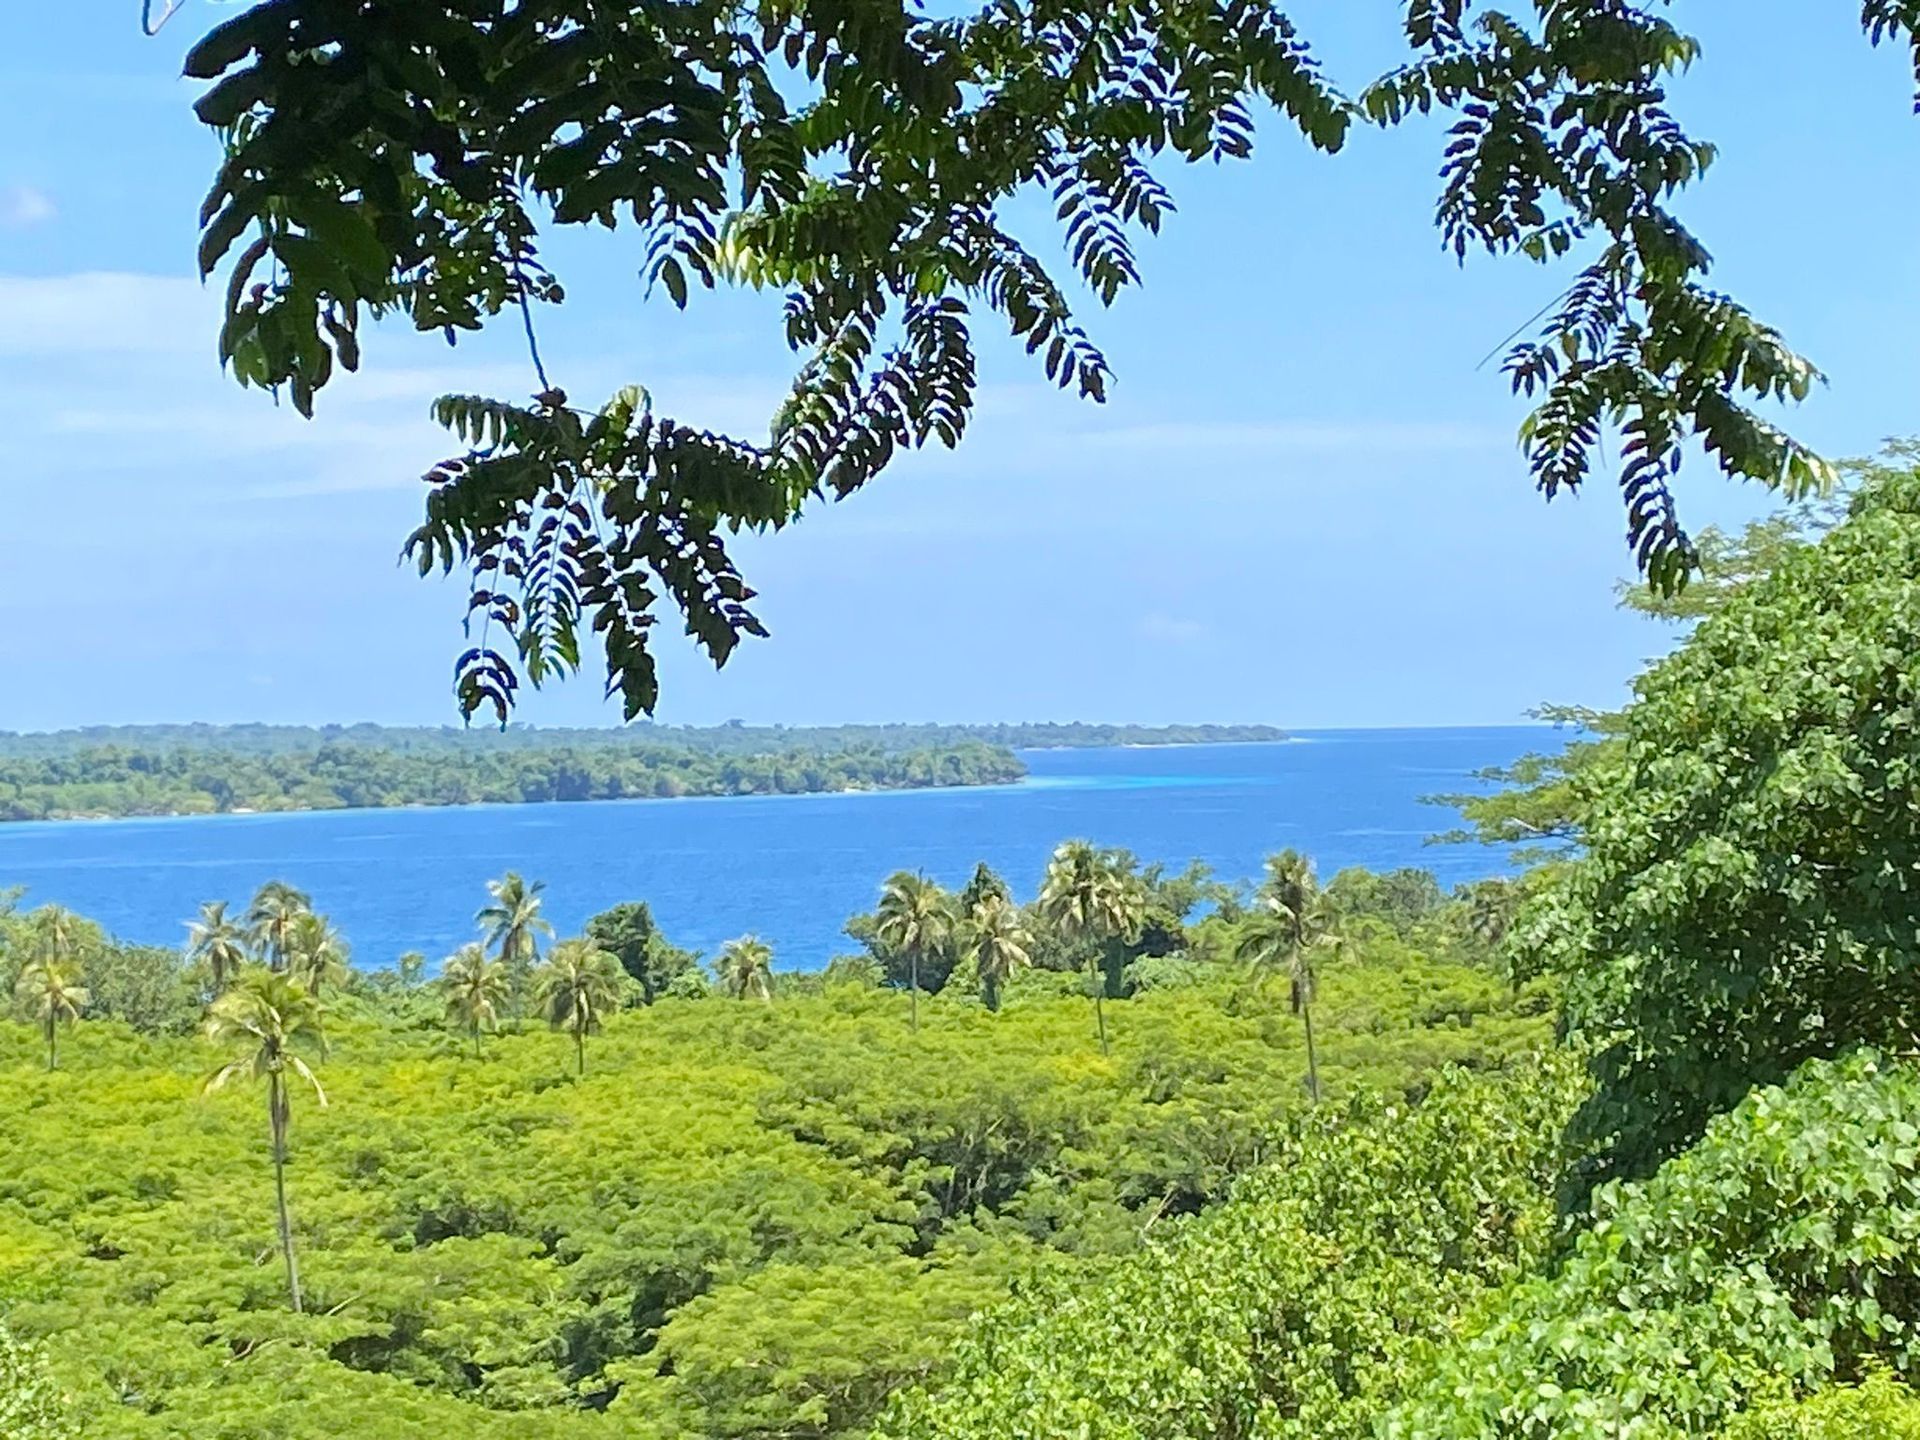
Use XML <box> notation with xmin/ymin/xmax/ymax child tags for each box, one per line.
<box><xmin>1322</xmin><ymin>866</ymin><xmax>1444</xmax><ymax>935</ymax></box>
<box><xmin>1382</xmin><ymin>1053</ymin><xmax>1920</xmax><ymax>1438</ymax></box>
<box><xmin>584</xmin><ymin>903</ymin><xmax>697</xmax><ymax>1004</ymax></box>
<box><xmin>81</xmin><ymin>945</ymin><xmax>204</xmax><ymax>1037</ymax></box>
<box><xmin>1522</xmin><ymin>463</ymin><xmax>1920</xmax><ymax>1190</ymax></box>
<box><xmin>182</xmin><ymin>0</ymin><xmax>1349</xmax><ymax>719</ymax></box>
<box><xmin>874</xmin><ymin>1055</ymin><xmax>1583</xmax><ymax>1439</ymax></box>
<box><xmin>175</xmin><ymin>3</ymin><xmax>1911</xmax><ymax>716</ymax></box>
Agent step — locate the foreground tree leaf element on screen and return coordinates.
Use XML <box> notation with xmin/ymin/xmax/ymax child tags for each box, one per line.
<box><xmin>169</xmin><ymin>1</ymin><xmax>1920</xmax><ymax>718</ymax></box>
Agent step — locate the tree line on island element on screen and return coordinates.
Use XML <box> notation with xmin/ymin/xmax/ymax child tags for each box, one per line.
<box><xmin>0</xmin><ymin>739</ymin><xmax>1027</xmax><ymax>823</ymax></box>
<box><xmin>0</xmin><ymin>722</ymin><xmax>1294</xmax><ymax>823</ymax></box>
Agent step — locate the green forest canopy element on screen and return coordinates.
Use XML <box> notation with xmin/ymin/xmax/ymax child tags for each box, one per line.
<box><xmin>158</xmin><ymin>1</ymin><xmax>1920</xmax><ymax>718</ymax></box>
<box><xmin>0</xmin><ymin>854</ymin><xmax>1533</xmax><ymax>1439</ymax></box>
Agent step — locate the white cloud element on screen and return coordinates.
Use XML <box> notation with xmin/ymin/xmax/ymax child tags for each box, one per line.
<box><xmin>0</xmin><ymin>272</ymin><xmax>204</xmax><ymax>355</ymax></box>
<box><xmin>0</xmin><ymin>186</ymin><xmax>55</xmax><ymax>230</ymax></box>
<box><xmin>1137</xmin><ymin>613</ymin><xmax>1210</xmax><ymax>646</ymax></box>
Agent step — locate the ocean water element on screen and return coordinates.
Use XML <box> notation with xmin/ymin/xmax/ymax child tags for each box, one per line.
<box><xmin>0</xmin><ymin>727</ymin><xmax>1556</xmax><ymax>969</ymax></box>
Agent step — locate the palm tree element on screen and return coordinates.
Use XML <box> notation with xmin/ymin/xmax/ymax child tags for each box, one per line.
<box><xmin>1258</xmin><ymin>850</ymin><xmax>1318</xmax><ymax>945</ymax></box>
<box><xmin>14</xmin><ymin>956</ymin><xmax>88</xmax><ymax>1072</ymax></box>
<box><xmin>965</xmin><ymin>893</ymin><xmax>1032</xmax><ymax>1012</ymax></box>
<box><xmin>874</xmin><ymin>871</ymin><xmax>956</xmax><ymax>1033</ymax></box>
<box><xmin>717</xmin><ymin>936</ymin><xmax>775</xmax><ymax>1004</ymax></box>
<box><xmin>285</xmin><ymin>911</ymin><xmax>351</xmax><ymax>999</ymax></box>
<box><xmin>1237</xmin><ymin>851</ymin><xmax>1336</xmax><ymax>1103</ymax></box>
<box><xmin>245</xmin><ymin>881</ymin><xmax>312</xmax><ymax>973</ymax></box>
<box><xmin>477</xmin><ymin>872</ymin><xmax>553</xmax><ymax>1001</ymax></box>
<box><xmin>186</xmin><ymin>900</ymin><xmax>251</xmax><ymax>994</ymax></box>
<box><xmin>32</xmin><ymin>905</ymin><xmax>86</xmax><ymax>964</ymax></box>
<box><xmin>203</xmin><ymin>969</ymin><xmax>328</xmax><ymax>1313</ymax></box>
<box><xmin>532</xmin><ymin>941</ymin><xmax>624</xmax><ymax>1076</ymax></box>
<box><xmin>1037</xmin><ymin>841</ymin><xmax>1145</xmax><ymax>1055</ymax></box>
<box><xmin>441</xmin><ymin>944</ymin><xmax>509</xmax><ymax>1057</ymax></box>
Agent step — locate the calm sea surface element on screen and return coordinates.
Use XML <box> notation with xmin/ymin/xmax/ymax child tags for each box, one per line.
<box><xmin>0</xmin><ymin>728</ymin><xmax>1556</xmax><ymax>968</ymax></box>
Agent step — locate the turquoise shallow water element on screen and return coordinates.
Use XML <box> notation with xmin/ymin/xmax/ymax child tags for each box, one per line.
<box><xmin>0</xmin><ymin>727</ymin><xmax>1556</xmax><ymax>969</ymax></box>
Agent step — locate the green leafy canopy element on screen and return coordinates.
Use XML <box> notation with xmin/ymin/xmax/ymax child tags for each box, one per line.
<box><xmin>174</xmin><ymin>1</ymin><xmax>1920</xmax><ymax>719</ymax></box>
<box><xmin>1520</xmin><ymin>451</ymin><xmax>1920</xmax><ymax>1194</ymax></box>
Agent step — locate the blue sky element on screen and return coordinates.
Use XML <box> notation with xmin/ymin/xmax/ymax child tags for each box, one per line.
<box><xmin>3</xmin><ymin>3</ymin><xmax>1917</xmax><ymax>732</ymax></box>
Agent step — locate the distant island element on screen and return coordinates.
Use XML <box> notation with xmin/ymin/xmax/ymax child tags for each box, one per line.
<box><xmin>0</xmin><ymin>722</ymin><xmax>1287</xmax><ymax>822</ymax></box>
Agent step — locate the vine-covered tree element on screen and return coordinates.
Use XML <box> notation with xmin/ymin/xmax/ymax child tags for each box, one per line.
<box><xmin>203</xmin><ymin>969</ymin><xmax>329</xmax><ymax>1313</ymax></box>
<box><xmin>584</xmin><ymin>901</ymin><xmax>697</xmax><ymax>1004</ymax></box>
<box><xmin>959</xmin><ymin>863</ymin><xmax>1012</xmax><ymax>918</ymax></box>
<box><xmin>155</xmin><ymin>0</ymin><xmax>1920</xmax><ymax>720</ymax></box>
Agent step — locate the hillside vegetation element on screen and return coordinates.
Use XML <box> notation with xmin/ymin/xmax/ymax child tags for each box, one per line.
<box><xmin>876</xmin><ymin>451</ymin><xmax>1920</xmax><ymax>1437</ymax></box>
<box><xmin>0</xmin><ymin>886</ymin><xmax>1532</xmax><ymax>1438</ymax></box>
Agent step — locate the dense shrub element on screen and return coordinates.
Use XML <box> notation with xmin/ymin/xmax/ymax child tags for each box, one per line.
<box><xmin>873</xmin><ymin>1056</ymin><xmax>1583</xmax><ymax>1440</ymax></box>
<box><xmin>1382</xmin><ymin>1053</ymin><xmax>1920</xmax><ymax>1438</ymax></box>
<box><xmin>1522</xmin><ymin>471</ymin><xmax>1920</xmax><ymax>1189</ymax></box>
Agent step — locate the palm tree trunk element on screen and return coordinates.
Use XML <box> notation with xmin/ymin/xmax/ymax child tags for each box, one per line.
<box><xmin>269</xmin><ymin>1076</ymin><xmax>303</xmax><ymax>1313</ymax></box>
<box><xmin>473</xmin><ymin>1024</ymin><xmax>482</xmax><ymax>1060</ymax></box>
<box><xmin>909</xmin><ymin>950</ymin><xmax>919</xmax><ymax>1033</ymax></box>
<box><xmin>575</xmin><ymin>1028</ymin><xmax>586</xmax><ymax>1077</ymax></box>
<box><xmin>1093</xmin><ymin>988</ymin><xmax>1110</xmax><ymax>1056</ymax></box>
<box><xmin>45</xmin><ymin>1015</ymin><xmax>56</xmax><ymax>1073</ymax></box>
<box><xmin>1301</xmin><ymin>1003</ymin><xmax>1321</xmax><ymax>1103</ymax></box>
